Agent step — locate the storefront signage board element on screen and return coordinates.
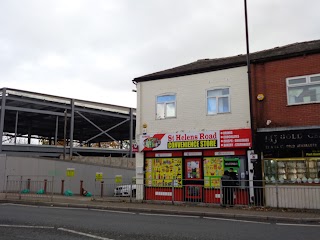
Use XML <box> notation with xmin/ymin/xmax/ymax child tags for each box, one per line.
<box><xmin>214</xmin><ymin>151</ymin><xmax>235</xmax><ymax>156</ymax></box>
<box><xmin>132</xmin><ymin>143</ymin><xmax>139</xmax><ymax>152</ymax></box>
<box><xmin>258</xmin><ymin>129</ymin><xmax>320</xmax><ymax>150</ymax></box>
<box><xmin>306</xmin><ymin>150</ymin><xmax>320</xmax><ymax>157</ymax></box>
<box><xmin>140</xmin><ymin>129</ymin><xmax>252</xmax><ymax>151</ymax></box>
<box><xmin>220</xmin><ymin>129</ymin><xmax>252</xmax><ymax>148</ymax></box>
<box><xmin>184</xmin><ymin>152</ymin><xmax>202</xmax><ymax>156</ymax></box>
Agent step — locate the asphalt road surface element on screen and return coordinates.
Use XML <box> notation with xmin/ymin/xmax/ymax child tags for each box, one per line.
<box><xmin>0</xmin><ymin>203</ymin><xmax>319</xmax><ymax>240</ymax></box>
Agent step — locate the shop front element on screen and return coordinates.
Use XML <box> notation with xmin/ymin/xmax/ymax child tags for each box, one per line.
<box><xmin>258</xmin><ymin>128</ymin><xmax>320</xmax><ymax>209</ymax></box>
<box><xmin>140</xmin><ymin>129</ymin><xmax>252</xmax><ymax>205</ymax></box>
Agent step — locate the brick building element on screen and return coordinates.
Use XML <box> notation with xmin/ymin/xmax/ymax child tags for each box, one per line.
<box><xmin>250</xmin><ymin>41</ymin><xmax>320</xmax><ymax>208</ymax></box>
<box><xmin>133</xmin><ymin>39</ymin><xmax>320</xmax><ymax>207</ymax></box>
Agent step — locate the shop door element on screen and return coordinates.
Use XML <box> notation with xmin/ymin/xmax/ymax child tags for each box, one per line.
<box><xmin>184</xmin><ymin>158</ymin><xmax>203</xmax><ymax>201</ymax></box>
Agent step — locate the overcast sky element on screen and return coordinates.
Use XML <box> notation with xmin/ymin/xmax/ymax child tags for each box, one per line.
<box><xmin>1</xmin><ymin>0</ymin><xmax>319</xmax><ymax>108</ymax></box>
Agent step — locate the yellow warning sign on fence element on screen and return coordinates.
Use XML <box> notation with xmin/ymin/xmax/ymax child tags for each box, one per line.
<box><xmin>115</xmin><ymin>175</ymin><xmax>122</xmax><ymax>183</ymax></box>
<box><xmin>66</xmin><ymin>168</ymin><xmax>75</xmax><ymax>177</ymax></box>
<box><xmin>95</xmin><ymin>172</ymin><xmax>103</xmax><ymax>181</ymax></box>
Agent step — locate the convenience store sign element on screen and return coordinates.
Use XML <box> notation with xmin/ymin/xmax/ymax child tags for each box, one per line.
<box><xmin>140</xmin><ymin>129</ymin><xmax>251</xmax><ymax>151</ymax></box>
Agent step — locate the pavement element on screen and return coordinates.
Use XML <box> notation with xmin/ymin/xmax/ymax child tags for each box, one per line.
<box><xmin>1</xmin><ymin>193</ymin><xmax>320</xmax><ymax>223</ymax></box>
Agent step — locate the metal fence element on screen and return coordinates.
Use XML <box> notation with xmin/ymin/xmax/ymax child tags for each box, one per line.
<box><xmin>4</xmin><ymin>176</ymin><xmax>320</xmax><ymax>210</ymax></box>
<box><xmin>143</xmin><ymin>179</ymin><xmax>320</xmax><ymax>209</ymax></box>
<box><xmin>5</xmin><ymin>175</ymin><xmax>54</xmax><ymax>201</ymax></box>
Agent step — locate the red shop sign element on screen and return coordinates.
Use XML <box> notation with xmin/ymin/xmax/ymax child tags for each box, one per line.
<box><xmin>220</xmin><ymin>129</ymin><xmax>252</xmax><ymax>148</ymax></box>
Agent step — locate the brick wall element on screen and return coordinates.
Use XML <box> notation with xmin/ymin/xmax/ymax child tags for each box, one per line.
<box><xmin>251</xmin><ymin>53</ymin><xmax>320</xmax><ymax>129</ymax></box>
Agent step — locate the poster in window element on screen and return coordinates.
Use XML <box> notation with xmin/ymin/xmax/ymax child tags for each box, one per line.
<box><xmin>145</xmin><ymin>158</ymin><xmax>182</xmax><ymax>187</ymax></box>
<box><xmin>185</xmin><ymin>159</ymin><xmax>202</xmax><ymax>179</ymax></box>
<box><xmin>145</xmin><ymin>158</ymin><xmax>154</xmax><ymax>186</ymax></box>
<box><xmin>203</xmin><ymin>157</ymin><xmax>224</xmax><ymax>188</ymax></box>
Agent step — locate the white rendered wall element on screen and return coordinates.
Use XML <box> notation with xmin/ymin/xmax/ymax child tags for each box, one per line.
<box><xmin>137</xmin><ymin>66</ymin><xmax>250</xmax><ymax>135</ymax></box>
<box><xmin>135</xmin><ymin>66</ymin><xmax>251</xmax><ymax>199</ymax></box>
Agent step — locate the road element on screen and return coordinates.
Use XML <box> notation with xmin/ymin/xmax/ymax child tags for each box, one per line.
<box><xmin>0</xmin><ymin>203</ymin><xmax>319</xmax><ymax>240</ymax></box>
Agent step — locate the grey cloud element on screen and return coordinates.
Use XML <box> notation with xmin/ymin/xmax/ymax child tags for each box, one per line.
<box><xmin>0</xmin><ymin>0</ymin><xmax>319</xmax><ymax>107</ymax></box>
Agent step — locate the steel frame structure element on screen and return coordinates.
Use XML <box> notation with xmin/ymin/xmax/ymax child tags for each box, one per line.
<box><xmin>0</xmin><ymin>88</ymin><xmax>136</xmax><ymax>158</ymax></box>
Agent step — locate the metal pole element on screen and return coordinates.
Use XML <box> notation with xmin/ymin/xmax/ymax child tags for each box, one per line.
<box><xmin>61</xmin><ymin>179</ymin><xmax>65</xmax><ymax>195</ymax></box>
<box><xmin>129</xmin><ymin>108</ymin><xmax>133</xmax><ymax>158</ymax></box>
<box><xmin>44</xmin><ymin>179</ymin><xmax>47</xmax><ymax>194</ymax></box>
<box><xmin>80</xmin><ymin>180</ymin><xmax>83</xmax><ymax>195</ymax></box>
<box><xmin>55</xmin><ymin>116</ymin><xmax>59</xmax><ymax>145</ymax></box>
<box><xmin>14</xmin><ymin>111</ymin><xmax>19</xmax><ymax>144</ymax></box>
<box><xmin>51</xmin><ymin>176</ymin><xmax>54</xmax><ymax>202</ymax></box>
<box><xmin>244</xmin><ymin>0</ymin><xmax>255</xmax><ymax>148</ymax></box>
<box><xmin>5</xmin><ymin>175</ymin><xmax>8</xmax><ymax>199</ymax></box>
<box><xmin>275</xmin><ymin>181</ymin><xmax>279</xmax><ymax>209</ymax></box>
<box><xmin>19</xmin><ymin>176</ymin><xmax>22</xmax><ymax>200</ymax></box>
<box><xmin>0</xmin><ymin>88</ymin><xmax>7</xmax><ymax>152</ymax></box>
<box><xmin>27</xmin><ymin>125</ymin><xmax>31</xmax><ymax>144</ymax></box>
<box><xmin>94</xmin><ymin>179</ymin><xmax>96</xmax><ymax>200</ymax></box>
<box><xmin>100</xmin><ymin>181</ymin><xmax>104</xmax><ymax>198</ymax></box>
<box><xmin>63</xmin><ymin>110</ymin><xmax>67</xmax><ymax>160</ymax></box>
<box><xmin>130</xmin><ymin>182</ymin><xmax>132</xmax><ymax>203</ymax></box>
<box><xmin>69</xmin><ymin>99</ymin><xmax>75</xmax><ymax>159</ymax></box>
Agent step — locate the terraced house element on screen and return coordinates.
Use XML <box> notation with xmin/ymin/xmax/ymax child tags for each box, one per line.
<box><xmin>133</xmin><ymin>39</ymin><xmax>320</xmax><ymax>209</ymax></box>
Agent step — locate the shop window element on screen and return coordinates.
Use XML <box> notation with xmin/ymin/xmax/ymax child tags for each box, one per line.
<box><xmin>207</xmin><ymin>88</ymin><xmax>230</xmax><ymax>115</ymax></box>
<box><xmin>287</xmin><ymin>74</ymin><xmax>320</xmax><ymax>105</ymax></box>
<box><xmin>156</xmin><ymin>94</ymin><xmax>176</xmax><ymax>119</ymax></box>
<box><xmin>264</xmin><ymin>158</ymin><xmax>320</xmax><ymax>184</ymax></box>
<box><xmin>145</xmin><ymin>158</ymin><xmax>183</xmax><ymax>187</ymax></box>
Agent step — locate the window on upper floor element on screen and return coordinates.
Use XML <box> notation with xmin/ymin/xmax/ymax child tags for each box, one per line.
<box><xmin>156</xmin><ymin>94</ymin><xmax>176</xmax><ymax>119</ymax></box>
<box><xmin>287</xmin><ymin>74</ymin><xmax>320</xmax><ymax>105</ymax></box>
<box><xmin>207</xmin><ymin>88</ymin><xmax>230</xmax><ymax>115</ymax></box>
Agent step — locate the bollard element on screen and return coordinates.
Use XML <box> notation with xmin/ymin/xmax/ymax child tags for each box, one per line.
<box><xmin>80</xmin><ymin>180</ymin><xmax>83</xmax><ymax>195</ymax></box>
<box><xmin>61</xmin><ymin>180</ymin><xmax>65</xmax><ymax>195</ymax></box>
<box><xmin>27</xmin><ymin>179</ymin><xmax>31</xmax><ymax>191</ymax></box>
<box><xmin>44</xmin><ymin>179</ymin><xmax>47</xmax><ymax>194</ymax></box>
<box><xmin>100</xmin><ymin>181</ymin><xmax>104</xmax><ymax>198</ymax></box>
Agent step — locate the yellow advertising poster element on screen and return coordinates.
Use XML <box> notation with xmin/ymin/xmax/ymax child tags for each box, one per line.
<box><xmin>211</xmin><ymin>178</ymin><xmax>221</xmax><ymax>188</ymax></box>
<box><xmin>66</xmin><ymin>168</ymin><xmax>75</xmax><ymax>177</ymax></box>
<box><xmin>203</xmin><ymin>157</ymin><xmax>224</xmax><ymax>188</ymax></box>
<box><xmin>145</xmin><ymin>158</ymin><xmax>153</xmax><ymax>186</ymax></box>
<box><xmin>146</xmin><ymin>158</ymin><xmax>182</xmax><ymax>187</ymax></box>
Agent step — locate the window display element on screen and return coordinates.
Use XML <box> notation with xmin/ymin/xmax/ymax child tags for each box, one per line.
<box><xmin>203</xmin><ymin>157</ymin><xmax>224</xmax><ymax>188</ymax></box>
<box><xmin>264</xmin><ymin>158</ymin><xmax>320</xmax><ymax>184</ymax></box>
<box><xmin>185</xmin><ymin>159</ymin><xmax>202</xmax><ymax>179</ymax></box>
<box><xmin>145</xmin><ymin>158</ymin><xmax>182</xmax><ymax>187</ymax></box>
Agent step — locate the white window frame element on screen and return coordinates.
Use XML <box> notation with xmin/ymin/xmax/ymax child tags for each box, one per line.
<box><xmin>206</xmin><ymin>87</ymin><xmax>231</xmax><ymax>115</ymax></box>
<box><xmin>286</xmin><ymin>73</ymin><xmax>320</xmax><ymax>105</ymax></box>
<box><xmin>156</xmin><ymin>94</ymin><xmax>176</xmax><ymax>120</ymax></box>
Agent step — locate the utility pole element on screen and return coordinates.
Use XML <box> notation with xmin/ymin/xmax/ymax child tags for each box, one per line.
<box><xmin>244</xmin><ymin>0</ymin><xmax>254</xmax><ymax>148</ymax></box>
